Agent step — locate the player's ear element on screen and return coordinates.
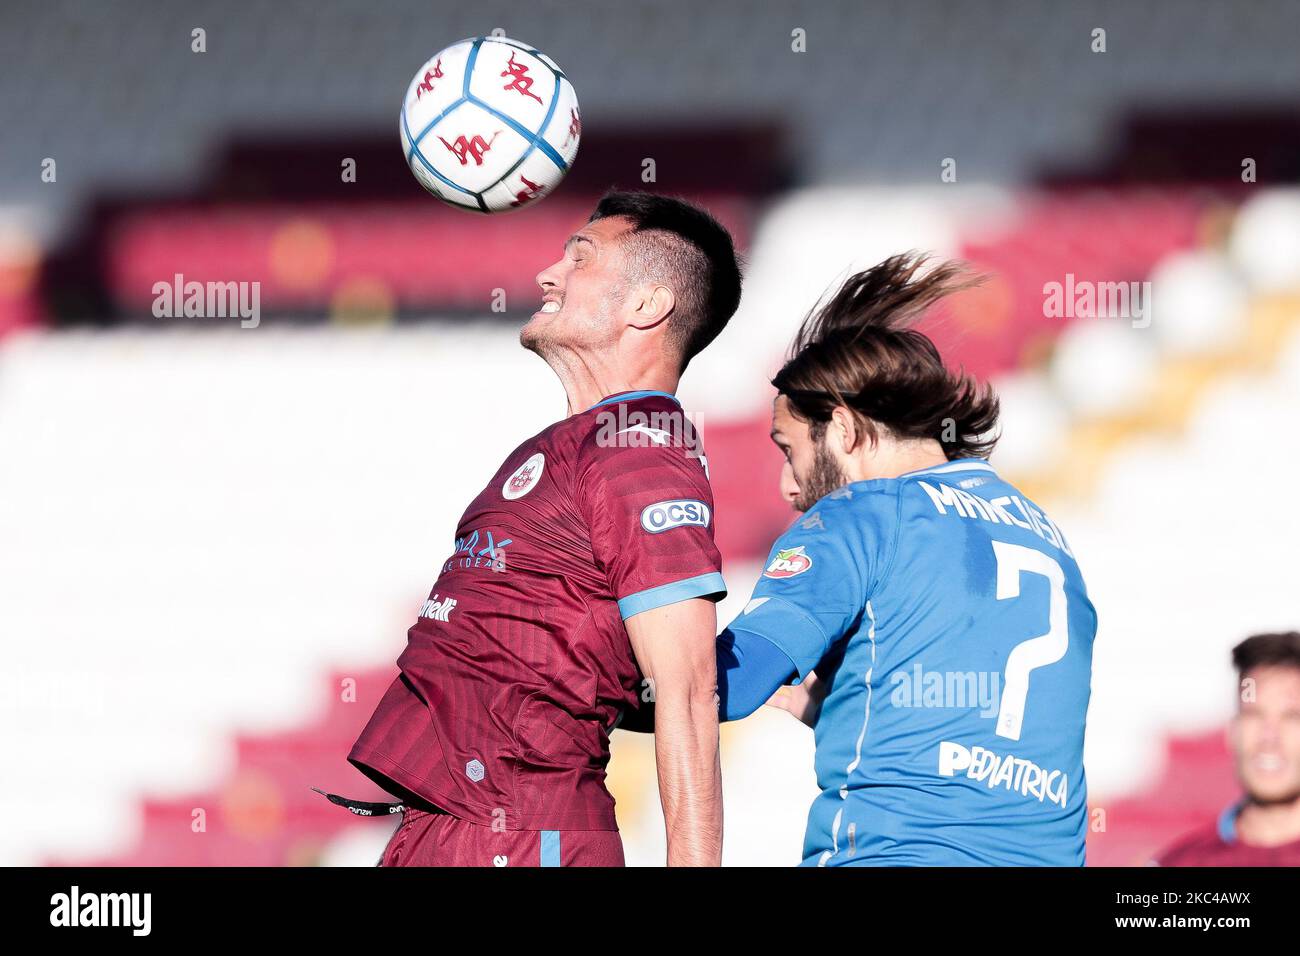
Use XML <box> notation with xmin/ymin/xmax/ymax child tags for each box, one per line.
<box><xmin>629</xmin><ymin>283</ymin><xmax>674</xmax><ymax>331</ymax></box>
<box><xmin>830</xmin><ymin>405</ymin><xmax>859</xmax><ymax>454</ymax></box>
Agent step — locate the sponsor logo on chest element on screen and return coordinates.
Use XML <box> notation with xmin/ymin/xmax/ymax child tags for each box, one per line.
<box><xmin>444</xmin><ymin>527</ymin><xmax>511</xmax><ymax>574</ymax></box>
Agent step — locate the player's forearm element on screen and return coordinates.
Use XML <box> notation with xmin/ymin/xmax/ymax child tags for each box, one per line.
<box><xmin>653</xmin><ymin>686</ymin><xmax>723</xmax><ymax>866</ymax></box>
<box><xmin>624</xmin><ymin>598</ymin><xmax>723</xmax><ymax>865</ymax></box>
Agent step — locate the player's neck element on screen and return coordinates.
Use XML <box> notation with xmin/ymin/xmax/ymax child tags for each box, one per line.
<box><xmin>848</xmin><ymin>438</ymin><xmax>949</xmax><ymax>482</ymax></box>
<box><xmin>1237</xmin><ymin>794</ymin><xmax>1300</xmax><ymax>847</ymax></box>
<box><xmin>551</xmin><ymin>354</ymin><xmax>680</xmax><ymax>417</ymax></box>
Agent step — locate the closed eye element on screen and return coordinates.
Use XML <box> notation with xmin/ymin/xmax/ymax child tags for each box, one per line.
<box><xmin>565</xmin><ymin>235</ymin><xmax>595</xmax><ymax>264</ymax></box>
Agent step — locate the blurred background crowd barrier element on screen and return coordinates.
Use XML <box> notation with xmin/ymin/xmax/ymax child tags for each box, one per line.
<box><xmin>1</xmin><ymin>0</ymin><xmax>1298</xmax><ymax>865</ymax></box>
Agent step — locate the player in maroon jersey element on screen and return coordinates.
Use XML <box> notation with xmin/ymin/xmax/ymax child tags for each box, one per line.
<box><xmin>342</xmin><ymin>191</ymin><xmax>742</xmax><ymax>866</ymax></box>
<box><xmin>1154</xmin><ymin>631</ymin><xmax>1300</xmax><ymax>866</ymax></box>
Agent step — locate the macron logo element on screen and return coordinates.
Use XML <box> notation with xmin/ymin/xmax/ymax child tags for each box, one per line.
<box><xmin>50</xmin><ymin>886</ymin><xmax>151</xmax><ymax>936</ymax></box>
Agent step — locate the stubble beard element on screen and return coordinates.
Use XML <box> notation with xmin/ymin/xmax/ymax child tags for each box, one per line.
<box><xmin>520</xmin><ymin>287</ymin><xmax>624</xmax><ymax>370</ymax></box>
<box><xmin>794</xmin><ymin>440</ymin><xmax>849</xmax><ymax>513</ymax></box>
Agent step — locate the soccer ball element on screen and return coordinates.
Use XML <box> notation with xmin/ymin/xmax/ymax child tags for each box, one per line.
<box><xmin>400</xmin><ymin>35</ymin><xmax>581</xmax><ymax>213</ymax></box>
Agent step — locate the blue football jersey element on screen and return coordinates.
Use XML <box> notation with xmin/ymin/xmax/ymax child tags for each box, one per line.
<box><xmin>729</xmin><ymin>458</ymin><xmax>1096</xmax><ymax>866</ymax></box>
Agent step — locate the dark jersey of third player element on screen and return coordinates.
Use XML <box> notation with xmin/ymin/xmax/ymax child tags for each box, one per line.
<box><xmin>1154</xmin><ymin>800</ymin><xmax>1300</xmax><ymax>866</ymax></box>
<box><xmin>350</xmin><ymin>390</ymin><xmax>725</xmax><ymax>831</ymax></box>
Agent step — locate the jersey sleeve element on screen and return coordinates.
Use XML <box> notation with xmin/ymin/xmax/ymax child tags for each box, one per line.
<box><xmin>576</xmin><ymin>424</ymin><xmax>726</xmax><ymax>620</ymax></box>
<box><xmin>723</xmin><ymin>490</ymin><xmax>896</xmax><ymax>679</ymax></box>
<box><xmin>716</xmin><ymin>627</ymin><xmax>799</xmax><ymax>721</ymax></box>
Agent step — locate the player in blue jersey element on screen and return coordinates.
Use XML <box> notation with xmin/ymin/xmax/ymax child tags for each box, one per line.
<box><xmin>716</xmin><ymin>253</ymin><xmax>1097</xmax><ymax>865</ymax></box>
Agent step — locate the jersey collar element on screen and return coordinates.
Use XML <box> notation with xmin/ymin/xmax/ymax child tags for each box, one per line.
<box><xmin>1217</xmin><ymin>799</ymin><xmax>1245</xmax><ymax>844</ymax></box>
<box><xmin>899</xmin><ymin>458</ymin><xmax>996</xmax><ymax>479</ymax></box>
<box><xmin>586</xmin><ymin>389</ymin><xmax>681</xmax><ymax>412</ymax></box>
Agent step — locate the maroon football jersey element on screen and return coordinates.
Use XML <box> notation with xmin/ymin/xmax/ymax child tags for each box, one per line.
<box><xmin>350</xmin><ymin>390</ymin><xmax>725</xmax><ymax>831</ymax></box>
<box><xmin>1154</xmin><ymin>800</ymin><xmax>1300</xmax><ymax>866</ymax></box>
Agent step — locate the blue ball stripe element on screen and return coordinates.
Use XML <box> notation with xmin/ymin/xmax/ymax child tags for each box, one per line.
<box><xmin>408</xmin><ymin>97</ymin><xmax>468</xmax><ymax>158</ymax></box>
<box><xmin>467</xmin><ymin>92</ymin><xmax>568</xmax><ymax>173</ymax></box>
<box><xmin>402</xmin><ymin>103</ymin><xmax>476</xmax><ymax>198</ymax></box>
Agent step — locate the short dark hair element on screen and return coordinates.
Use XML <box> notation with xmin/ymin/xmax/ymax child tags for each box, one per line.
<box><xmin>772</xmin><ymin>252</ymin><xmax>1000</xmax><ymax>459</ymax></box>
<box><xmin>1233</xmin><ymin>631</ymin><xmax>1300</xmax><ymax>678</ymax></box>
<box><xmin>589</xmin><ymin>190</ymin><xmax>742</xmax><ymax>370</ymax></box>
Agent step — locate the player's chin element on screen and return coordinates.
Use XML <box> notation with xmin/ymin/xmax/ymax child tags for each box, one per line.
<box><xmin>1241</xmin><ymin>771</ymin><xmax>1300</xmax><ymax>804</ymax></box>
<box><xmin>520</xmin><ymin>312</ymin><xmax>571</xmax><ymax>354</ymax></box>
<box><xmin>519</xmin><ymin>316</ymin><xmax>548</xmax><ymax>352</ymax></box>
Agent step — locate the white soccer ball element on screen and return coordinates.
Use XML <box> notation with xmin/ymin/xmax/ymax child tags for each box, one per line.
<box><xmin>400</xmin><ymin>35</ymin><xmax>581</xmax><ymax>213</ymax></box>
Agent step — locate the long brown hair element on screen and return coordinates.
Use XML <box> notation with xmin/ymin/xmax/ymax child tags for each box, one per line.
<box><xmin>772</xmin><ymin>252</ymin><xmax>1000</xmax><ymax>459</ymax></box>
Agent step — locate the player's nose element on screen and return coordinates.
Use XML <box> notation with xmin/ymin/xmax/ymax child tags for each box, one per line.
<box><xmin>1254</xmin><ymin>718</ymin><xmax>1282</xmax><ymax>748</ymax></box>
<box><xmin>536</xmin><ymin>258</ymin><xmax>564</xmax><ymax>293</ymax></box>
<box><xmin>780</xmin><ymin>460</ymin><xmax>801</xmax><ymax>504</ymax></box>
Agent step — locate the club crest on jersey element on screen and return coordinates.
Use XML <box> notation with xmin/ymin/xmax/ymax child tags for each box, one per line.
<box><xmin>764</xmin><ymin>545</ymin><xmax>813</xmax><ymax>579</ymax></box>
<box><xmin>639</xmin><ymin>499</ymin><xmax>711</xmax><ymax>533</ymax></box>
<box><xmin>502</xmin><ymin>452</ymin><xmax>545</xmax><ymax>500</ymax></box>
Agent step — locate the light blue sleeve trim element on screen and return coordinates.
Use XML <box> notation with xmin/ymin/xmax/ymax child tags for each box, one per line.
<box><xmin>618</xmin><ymin>571</ymin><xmax>727</xmax><ymax>620</ymax></box>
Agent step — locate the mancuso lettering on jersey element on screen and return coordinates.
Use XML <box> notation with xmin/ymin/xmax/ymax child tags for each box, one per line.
<box><xmin>937</xmin><ymin>740</ymin><xmax>1068</xmax><ymax>808</ymax></box>
<box><xmin>917</xmin><ymin>480</ymin><xmax>1073</xmax><ymax>557</ymax></box>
